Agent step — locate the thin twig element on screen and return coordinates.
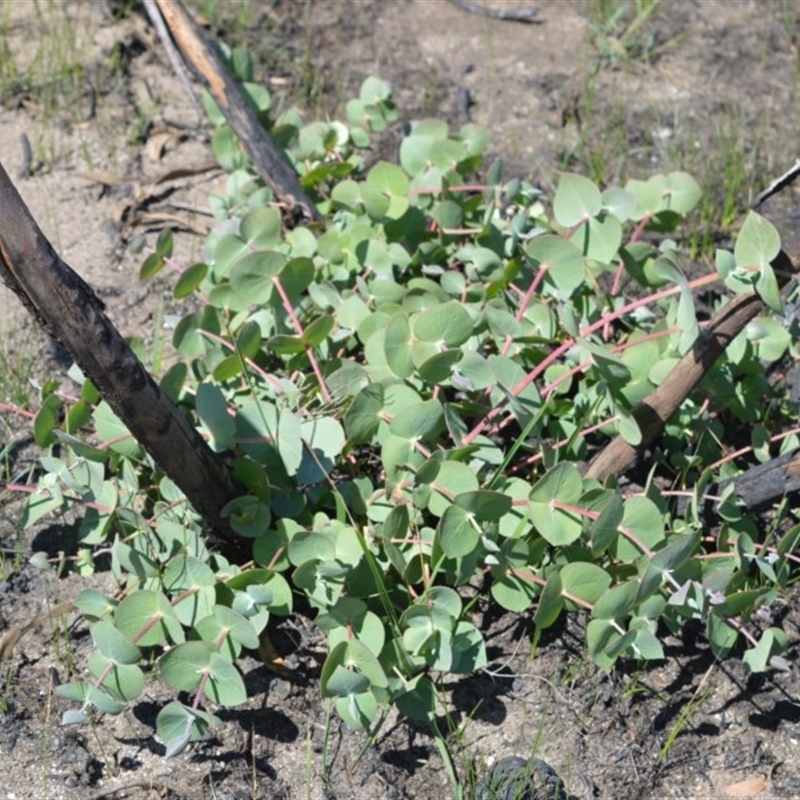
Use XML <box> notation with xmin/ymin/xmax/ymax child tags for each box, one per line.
<box><xmin>446</xmin><ymin>0</ymin><xmax>541</xmax><ymax>23</ymax></box>
<box><xmin>142</xmin><ymin>0</ymin><xmax>203</xmax><ymax>118</ymax></box>
<box><xmin>751</xmin><ymin>159</ymin><xmax>800</xmax><ymax>209</ymax></box>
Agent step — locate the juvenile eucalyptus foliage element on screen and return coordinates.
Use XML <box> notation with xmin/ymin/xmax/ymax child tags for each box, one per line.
<box><xmin>24</xmin><ymin>49</ymin><xmax>799</xmax><ymax>755</ymax></box>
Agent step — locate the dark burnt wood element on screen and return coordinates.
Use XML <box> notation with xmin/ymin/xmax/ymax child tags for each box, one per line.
<box><xmin>0</xmin><ymin>160</ymin><xmax>246</xmax><ymax>557</ymax></box>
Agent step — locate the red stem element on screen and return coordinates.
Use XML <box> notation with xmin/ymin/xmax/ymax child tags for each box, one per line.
<box><xmin>272</xmin><ymin>276</ymin><xmax>332</xmax><ymax>403</ymax></box>
<box><xmin>463</xmin><ymin>271</ymin><xmax>720</xmax><ymax>445</ymax></box>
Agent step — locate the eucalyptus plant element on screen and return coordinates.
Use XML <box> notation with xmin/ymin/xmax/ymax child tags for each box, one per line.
<box><xmin>23</xmin><ymin>48</ymin><xmax>799</xmax><ymax>756</ymax></box>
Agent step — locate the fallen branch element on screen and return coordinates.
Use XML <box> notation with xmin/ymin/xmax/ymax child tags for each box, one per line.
<box><xmin>153</xmin><ymin>0</ymin><xmax>322</xmax><ymax>225</ymax></box>
<box><xmin>585</xmin><ymin>200</ymin><xmax>800</xmax><ymax>483</ymax></box>
<box><xmin>583</xmin><ymin>288</ymin><xmax>769</xmax><ymax>481</ymax></box>
<box><xmin>716</xmin><ymin>449</ymin><xmax>800</xmax><ymax>510</ymax></box>
<box><xmin>0</xmin><ymin>160</ymin><xmax>246</xmax><ymax>557</ymax></box>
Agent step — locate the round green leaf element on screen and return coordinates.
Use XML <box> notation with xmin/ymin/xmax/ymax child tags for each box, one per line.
<box><xmin>252</xmin><ymin>523</ymin><xmax>292</xmax><ymax>572</ymax></box>
<box><xmin>87</xmin><ymin>653</ymin><xmax>145</xmax><ymax>702</ymax></box>
<box><xmin>56</xmin><ymin>681</ymin><xmax>124</xmax><ymax>716</ymax></box>
<box><xmin>394</xmin><ymin>673</ymin><xmax>437</xmax><ymax>721</ymax></box>
<box><xmin>302</xmin><ymin>314</ymin><xmax>334</xmax><ymax>347</ymax></box>
<box><xmin>659</xmin><ymin>171</ymin><xmax>702</xmax><ymax>214</ymax></box>
<box><xmin>196</xmin><ymin>606</ymin><xmax>259</xmax><ymax>656</ymax></box>
<box><xmin>529</xmin><ymin>463</ymin><xmax>584</xmax><ymax>546</ymax></box>
<box><xmin>490</xmin><ymin>573</ymin><xmax>537</xmax><ymax>612</ymax></box>
<box><xmin>734</xmin><ymin>211</ymin><xmax>781</xmax><ymax>271</ymax></box>
<box><xmin>235</xmin><ymin>320</ymin><xmax>263</xmax><ymax>358</ymax></box>
<box><xmin>174</xmin><ymin>262</ymin><xmax>208</xmax><ymax>299</ymax></box>
<box><xmin>159</xmin><ymin>641</ymin><xmax>214</xmax><ymax>692</ymax></box>
<box><xmin>428</xmin><ymin>461</ymin><xmax>479</xmax><ymax>517</ymax></box>
<box><xmin>269</xmin><ymin>334</ymin><xmax>306</xmax><ymax>354</ymax></box>
<box><xmin>626</xmin><ymin>171</ymin><xmax>701</xmax><ymax>218</ymax></box>
<box><xmin>323</xmin><ymin>606</ymin><xmax>386</xmax><ymax>656</ymax></box>
<box><xmin>115</xmin><ymin>590</ymin><xmax>183</xmax><ymax>647</ymax></box>
<box><xmin>454</xmin><ymin>490</ymin><xmax>512</xmax><ymax>521</ymax></box>
<box><xmin>384</xmin><ymin>313</ymin><xmax>414</xmax><ymax>378</ymax></box>
<box><xmin>559</xmin><ymin>562</ymin><xmax>611</xmax><ymax>607</ymax></box>
<box><xmin>344</xmin><ymin>384</ymin><xmax>384</xmax><ymax>444</ymax></box>
<box><xmin>651</xmin><ymin>532</ymin><xmax>700</xmax><ymax>574</ymax></box>
<box><xmin>525</xmin><ymin>234</ymin><xmax>586</xmax><ymax>296</ymax></box>
<box><xmin>451</xmin><ymin>620</ymin><xmax>487</xmax><ymax>673</ymax></box>
<box><xmin>553</xmin><ymin>173</ymin><xmax>602</xmax><ymax>227</ymax></box>
<box><xmin>580</xmin><ymin>213</ymin><xmax>622</xmax><ymax>265</ymax></box>
<box><xmin>336</xmin><ymin>691</ymin><xmax>378</xmax><ymax>730</ymax></box>
<box><xmin>417</xmin><ymin>349</ymin><xmax>463</xmax><ymax>384</ymax></box>
<box><xmin>423</xmin><ymin>586</ymin><xmax>463</xmax><ymax>619</ymax></box>
<box><xmin>592</xmin><ymin>580</ymin><xmax>639</xmax><ymax>620</ymax></box>
<box><xmin>279</xmin><ymin>257</ymin><xmax>315</xmax><ymax>301</ymax></box>
<box><xmin>322</xmin><ymin>640</ymin><xmax>386</xmax><ymax>698</ymax></box>
<box><xmin>298</xmin><ymin>417</ymin><xmax>346</xmax><ymax>483</ymax></box>
<box><xmin>438</xmin><ymin>504</ymin><xmax>479</xmax><ymax>558</ymax></box>
<box><xmin>205</xmin><ymin>652</ymin><xmax>247</xmax><ymax>706</ymax></box>
<box><xmin>534</xmin><ymin>571</ymin><xmax>564</xmax><ymax>629</ymax></box>
<box><xmin>289</xmin><ymin>531</ymin><xmax>336</xmax><ymax>566</ymax></box>
<box><xmin>91</xmin><ymin>619</ymin><xmax>141</xmax><ymax>665</ymax></box>
<box><xmin>74</xmin><ymin>588</ymin><xmax>116</xmax><ymax>621</ymax></box>
<box><xmin>230</xmin><ymin>250</ymin><xmax>287</xmax><ymax>304</ymax></box>
<box><xmin>733</xmin><ymin>212</ymin><xmax>782</xmax><ymax>311</ymax></box>
<box><xmin>196</xmin><ymin>382</ymin><xmax>236</xmax><ymax>452</ymax></box>
<box><xmin>156</xmin><ymin>701</ymin><xmax>220</xmax><ymax>757</ymax></box>
<box><xmin>707</xmin><ymin>613</ymin><xmax>739</xmax><ymax>659</ymax></box>
<box><xmin>227</xmin><ymin>495</ymin><xmax>272</xmax><ymax>539</ymax></box>
<box><xmin>278</xmin><ymin>409</ymin><xmax>302</xmax><ymax>476</ymax></box>
<box><xmin>93</xmin><ymin>402</ymin><xmax>142</xmax><ymax>459</ymax></box>
<box><xmin>390</xmin><ymin>399</ymin><xmax>445</xmax><ymax>441</ymax></box>
<box><xmin>213</xmin><ymin>233</ymin><xmax>252</xmax><ymax>278</ymax></box>
<box><xmin>612</xmin><ymin>496</ymin><xmax>665</xmax><ymax>561</ymax></box>
<box><xmin>240</xmin><ymin>206</ymin><xmax>282</xmax><ymax>250</ymax></box>
<box><xmin>602</xmin><ymin>186</ymin><xmax>636</xmax><ymax>222</ymax></box>
<box><xmin>367</xmin><ymin>161</ymin><xmax>410</xmax><ymax>219</ymax></box>
<box><xmin>589</xmin><ymin>493</ymin><xmax>623</xmax><ymax>554</ymax></box>
<box><xmin>163</xmin><ymin>554</ymin><xmax>216</xmax><ymax>592</ymax></box>
<box><xmin>139</xmin><ymin>252</ymin><xmax>165</xmax><ymax>282</ymax></box>
<box><xmin>412</xmin><ymin>302</ymin><xmax>473</xmax><ymax>346</ymax></box>
<box><xmin>586</xmin><ymin>618</ymin><xmax>624</xmax><ymax>670</ymax></box>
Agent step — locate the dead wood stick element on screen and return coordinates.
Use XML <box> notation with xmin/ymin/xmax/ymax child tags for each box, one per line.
<box><xmin>583</xmin><ymin>244</ymin><xmax>800</xmax><ymax>483</ymax></box>
<box><xmin>751</xmin><ymin>160</ymin><xmax>800</xmax><ymax>210</ymax></box>
<box><xmin>708</xmin><ymin>449</ymin><xmax>800</xmax><ymax>513</ymax></box>
<box><xmin>583</xmin><ymin>288</ymin><xmax>769</xmax><ymax>481</ymax></box>
<box><xmin>669</xmin><ymin>447</ymin><xmax>800</xmax><ymax>519</ymax></box>
<box><xmin>142</xmin><ymin>0</ymin><xmax>202</xmax><ymax>117</ymax></box>
<box><xmin>0</xmin><ymin>161</ymin><xmax>246</xmax><ymax>558</ymax></box>
<box><xmin>446</xmin><ymin>0</ymin><xmax>541</xmax><ymax>23</ymax></box>
<box><xmin>153</xmin><ymin>0</ymin><xmax>322</xmax><ymax>225</ymax></box>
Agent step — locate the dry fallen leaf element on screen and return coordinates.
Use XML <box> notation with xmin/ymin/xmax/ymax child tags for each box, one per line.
<box><xmin>257</xmin><ymin>628</ymin><xmax>292</xmax><ymax>678</ymax></box>
<box><xmin>718</xmin><ymin>774</ymin><xmax>768</xmax><ymax>799</ymax></box>
<box><xmin>153</xmin><ymin>162</ymin><xmax>219</xmax><ymax>184</ymax></box>
<box><xmin>132</xmin><ymin>211</ymin><xmax>209</xmax><ymax>236</ymax></box>
<box><xmin>146</xmin><ymin>131</ymin><xmax>178</xmax><ymax>162</ymax></box>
